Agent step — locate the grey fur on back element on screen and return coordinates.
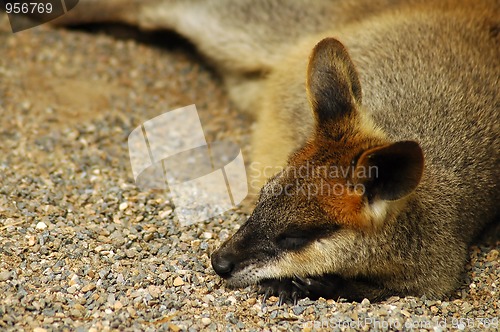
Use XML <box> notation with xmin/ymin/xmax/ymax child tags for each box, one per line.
<box><xmin>326</xmin><ymin>4</ymin><xmax>499</xmax><ymax>242</ymax></box>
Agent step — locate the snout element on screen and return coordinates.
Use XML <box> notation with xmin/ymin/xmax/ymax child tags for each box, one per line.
<box><xmin>210</xmin><ymin>215</ymin><xmax>271</xmax><ymax>281</ymax></box>
<box><xmin>211</xmin><ymin>248</ymin><xmax>236</xmax><ymax>278</ymax></box>
<box><xmin>211</xmin><ymin>219</ymin><xmax>251</xmax><ymax>279</ymax></box>
<box><xmin>211</xmin><ymin>245</ymin><xmax>237</xmax><ymax>279</ymax></box>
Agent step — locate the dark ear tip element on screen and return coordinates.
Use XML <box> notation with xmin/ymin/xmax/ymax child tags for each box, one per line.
<box><xmin>309</xmin><ymin>38</ymin><xmax>348</xmax><ymax>67</ymax></box>
<box><xmin>306</xmin><ymin>37</ymin><xmax>362</xmax><ymax>123</ymax></box>
<box><xmin>313</xmin><ymin>38</ymin><xmax>345</xmax><ymax>53</ymax></box>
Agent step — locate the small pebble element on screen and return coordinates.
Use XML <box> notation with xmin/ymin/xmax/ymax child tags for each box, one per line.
<box><xmin>67</xmin><ymin>286</ymin><xmax>78</xmax><ymax>294</ymax></box>
<box><xmin>28</xmin><ymin>236</ymin><xmax>36</xmax><ymax>246</ymax></box>
<box><xmin>114</xmin><ymin>301</ymin><xmax>123</xmax><ymax>310</ymax></box>
<box><xmin>292</xmin><ymin>306</ymin><xmax>305</xmax><ymax>315</ymax></box>
<box><xmin>33</xmin><ymin>328</ymin><xmax>47</xmax><ymax>332</ymax></box>
<box><xmin>0</xmin><ymin>271</ymin><xmax>12</xmax><ymax>281</ymax></box>
<box><xmin>81</xmin><ymin>283</ymin><xmax>96</xmax><ymax>293</ymax></box>
<box><xmin>486</xmin><ymin>249</ymin><xmax>499</xmax><ymax>261</ymax></box>
<box><xmin>168</xmin><ymin>324</ymin><xmax>181</xmax><ymax>332</ymax></box>
<box><xmin>159</xmin><ymin>210</ymin><xmax>173</xmax><ymax>219</ymax></box>
<box><xmin>201</xmin><ymin>232</ymin><xmax>212</xmax><ymax>239</ymax></box>
<box><xmin>173</xmin><ymin>277</ymin><xmax>184</xmax><ymax>286</ymax></box>
<box><xmin>35</xmin><ymin>222</ymin><xmax>47</xmax><ymax>230</ymax></box>
<box><xmin>116</xmin><ymin>274</ymin><xmax>125</xmax><ymax>284</ymax></box>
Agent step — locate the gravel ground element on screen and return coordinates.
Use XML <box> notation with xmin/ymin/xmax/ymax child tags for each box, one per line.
<box><xmin>0</xmin><ymin>15</ymin><xmax>499</xmax><ymax>332</ymax></box>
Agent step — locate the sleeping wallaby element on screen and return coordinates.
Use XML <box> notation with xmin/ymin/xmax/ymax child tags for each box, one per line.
<box><xmin>54</xmin><ymin>0</ymin><xmax>499</xmax><ymax>301</ymax></box>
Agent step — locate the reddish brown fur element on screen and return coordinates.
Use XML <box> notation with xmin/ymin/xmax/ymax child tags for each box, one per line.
<box><xmin>287</xmin><ymin>119</ymin><xmax>389</xmax><ymax>229</ymax></box>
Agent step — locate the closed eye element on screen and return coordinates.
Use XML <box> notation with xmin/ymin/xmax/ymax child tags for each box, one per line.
<box><xmin>277</xmin><ymin>236</ymin><xmax>310</xmax><ymax>250</ymax></box>
<box><xmin>276</xmin><ymin>224</ymin><xmax>341</xmax><ymax>251</ymax></box>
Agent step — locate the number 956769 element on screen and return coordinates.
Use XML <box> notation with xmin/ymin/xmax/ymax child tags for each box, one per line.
<box><xmin>5</xmin><ymin>2</ymin><xmax>53</xmax><ymax>14</ymax></box>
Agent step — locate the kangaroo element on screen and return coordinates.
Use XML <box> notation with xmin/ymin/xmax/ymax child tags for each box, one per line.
<box><xmin>54</xmin><ymin>0</ymin><xmax>499</xmax><ymax>301</ymax></box>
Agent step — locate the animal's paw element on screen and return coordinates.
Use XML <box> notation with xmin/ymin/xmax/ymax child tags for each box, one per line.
<box><xmin>258</xmin><ymin>278</ymin><xmax>303</xmax><ymax>306</ymax></box>
<box><xmin>257</xmin><ymin>275</ymin><xmax>394</xmax><ymax>304</ymax></box>
<box><xmin>257</xmin><ymin>275</ymin><xmax>339</xmax><ymax>306</ymax></box>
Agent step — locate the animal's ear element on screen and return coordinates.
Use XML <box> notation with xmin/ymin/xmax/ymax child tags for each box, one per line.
<box><xmin>354</xmin><ymin>141</ymin><xmax>424</xmax><ymax>201</ymax></box>
<box><xmin>306</xmin><ymin>38</ymin><xmax>362</xmax><ymax>124</ymax></box>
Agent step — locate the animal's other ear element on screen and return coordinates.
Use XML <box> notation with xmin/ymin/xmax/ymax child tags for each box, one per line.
<box><xmin>354</xmin><ymin>141</ymin><xmax>424</xmax><ymax>201</ymax></box>
<box><xmin>306</xmin><ymin>37</ymin><xmax>362</xmax><ymax>124</ymax></box>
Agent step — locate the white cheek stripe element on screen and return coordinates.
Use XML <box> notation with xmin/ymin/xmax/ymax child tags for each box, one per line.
<box><xmin>222</xmin><ymin>228</ymin><xmax>369</xmax><ymax>287</ymax></box>
<box><xmin>226</xmin><ymin>263</ymin><xmax>283</xmax><ymax>287</ymax></box>
<box><xmin>225</xmin><ymin>233</ymin><xmax>357</xmax><ymax>287</ymax></box>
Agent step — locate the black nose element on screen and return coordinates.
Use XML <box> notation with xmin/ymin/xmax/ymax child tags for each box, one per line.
<box><xmin>211</xmin><ymin>251</ymin><xmax>235</xmax><ymax>278</ymax></box>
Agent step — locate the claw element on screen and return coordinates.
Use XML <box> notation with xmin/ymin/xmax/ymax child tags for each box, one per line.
<box><xmin>278</xmin><ymin>292</ymin><xmax>286</xmax><ymax>306</ymax></box>
<box><xmin>292</xmin><ymin>280</ymin><xmax>309</xmax><ymax>295</ymax></box>
<box><xmin>295</xmin><ymin>275</ymin><xmax>312</xmax><ymax>286</ymax></box>
<box><xmin>261</xmin><ymin>288</ymin><xmax>271</xmax><ymax>308</ymax></box>
<box><xmin>292</xmin><ymin>291</ymin><xmax>300</xmax><ymax>305</ymax></box>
